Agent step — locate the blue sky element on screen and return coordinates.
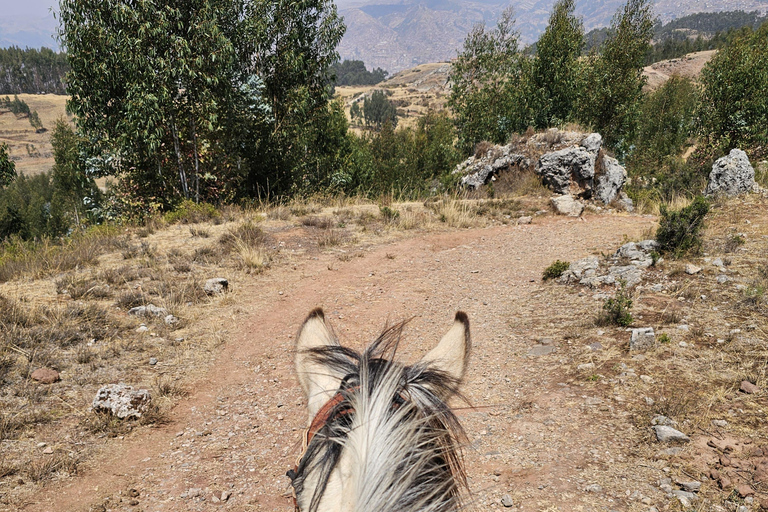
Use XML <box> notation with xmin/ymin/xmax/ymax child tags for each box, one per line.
<box><xmin>2</xmin><ymin>0</ymin><xmax>57</xmax><ymax>18</ymax></box>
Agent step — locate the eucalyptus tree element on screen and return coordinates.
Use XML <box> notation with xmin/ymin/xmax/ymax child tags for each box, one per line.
<box><xmin>530</xmin><ymin>0</ymin><xmax>584</xmax><ymax>128</ymax></box>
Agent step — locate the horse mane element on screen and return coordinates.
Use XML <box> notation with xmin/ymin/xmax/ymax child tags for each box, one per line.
<box><xmin>291</xmin><ymin>321</ymin><xmax>468</xmax><ymax>512</ymax></box>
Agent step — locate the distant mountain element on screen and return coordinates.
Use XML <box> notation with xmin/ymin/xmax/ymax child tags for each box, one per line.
<box><xmin>0</xmin><ymin>14</ymin><xmax>59</xmax><ymax>50</ymax></box>
<box><xmin>338</xmin><ymin>0</ymin><xmax>768</xmax><ymax>73</ymax></box>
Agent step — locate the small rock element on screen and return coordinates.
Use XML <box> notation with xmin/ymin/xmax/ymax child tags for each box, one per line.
<box><xmin>30</xmin><ymin>368</ymin><xmax>60</xmax><ymax>384</ymax></box>
<box><xmin>584</xmin><ymin>484</ymin><xmax>602</xmax><ymax>493</ymax></box>
<box><xmin>740</xmin><ymin>380</ymin><xmax>759</xmax><ymax>394</ymax></box>
<box><xmin>589</xmin><ymin>342</ymin><xmax>603</xmax><ymax>351</ymax></box>
<box><xmin>677</xmin><ymin>324</ymin><xmax>690</xmax><ymax>332</ymax></box>
<box><xmin>221</xmin><ymin>490</ymin><xmax>231</xmax><ymax>501</ymax></box>
<box><xmin>517</xmin><ymin>216</ymin><xmax>532</xmax><ymax>225</ymax></box>
<box><xmin>736</xmin><ymin>484</ymin><xmax>755</xmax><ymax>497</ymax></box>
<box><xmin>717</xmin><ymin>275</ymin><xmax>730</xmax><ymax>284</ymax></box>
<box><xmin>136</xmin><ymin>325</ymin><xmax>149</xmax><ymax>333</ymax></box>
<box><xmin>164</xmin><ymin>314</ymin><xmax>179</xmax><ymax>325</ymax></box>
<box><xmin>712</xmin><ymin>258</ymin><xmax>724</xmax><ymax>268</ymax></box>
<box><xmin>42</xmin><ymin>446</ymin><xmax>53</xmax><ymax>454</ymax></box>
<box><xmin>630</xmin><ymin>328</ymin><xmax>655</xmax><ymax>351</ymax></box>
<box><xmin>128</xmin><ymin>303</ymin><xmax>168</xmax><ymax>317</ymax></box>
<box><xmin>149</xmin><ymin>357</ymin><xmax>158</xmax><ymax>366</ymax></box>
<box><xmin>528</xmin><ymin>345</ymin><xmax>556</xmax><ymax>356</ymax></box>
<box><xmin>204</xmin><ymin>277</ymin><xmax>229</xmax><ymax>295</ymax></box>
<box><xmin>652</xmin><ymin>415</ymin><xmax>677</xmax><ymax>427</ymax></box>
<box><xmin>653</xmin><ymin>425</ymin><xmax>690</xmax><ymax>444</ymax></box>
<box><xmin>640</xmin><ymin>375</ymin><xmax>653</xmax><ymax>384</ymax></box>
<box><xmin>577</xmin><ymin>363</ymin><xmax>595</xmax><ymax>371</ymax></box>
<box><xmin>685</xmin><ymin>264</ymin><xmax>702</xmax><ymax>275</ymax></box>
<box><xmin>501</xmin><ymin>494</ymin><xmax>514</xmax><ymax>507</ymax></box>
<box><xmin>92</xmin><ymin>384</ymin><xmax>151</xmax><ymax>419</ymax></box>
<box><xmin>672</xmin><ymin>490</ymin><xmax>696</xmax><ymax>507</ymax></box>
<box><xmin>712</xmin><ymin>419</ymin><xmax>728</xmax><ymax>427</ymax></box>
<box><xmin>677</xmin><ymin>480</ymin><xmax>701</xmax><ymax>492</ymax></box>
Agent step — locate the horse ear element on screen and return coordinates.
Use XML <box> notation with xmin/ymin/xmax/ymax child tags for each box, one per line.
<box><xmin>420</xmin><ymin>312</ymin><xmax>470</xmax><ymax>383</ymax></box>
<box><xmin>295</xmin><ymin>308</ymin><xmax>344</xmax><ymax>421</ymax></box>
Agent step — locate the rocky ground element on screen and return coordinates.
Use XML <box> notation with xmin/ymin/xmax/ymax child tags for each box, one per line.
<box><xmin>2</xmin><ymin>193</ymin><xmax>767</xmax><ymax>512</ymax></box>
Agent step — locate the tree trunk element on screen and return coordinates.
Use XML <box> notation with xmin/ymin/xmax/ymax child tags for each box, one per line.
<box><xmin>170</xmin><ymin>116</ymin><xmax>189</xmax><ymax>199</ymax></box>
<box><xmin>190</xmin><ymin>116</ymin><xmax>200</xmax><ymax>203</ymax></box>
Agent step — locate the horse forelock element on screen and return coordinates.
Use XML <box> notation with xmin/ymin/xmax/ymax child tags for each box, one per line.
<box><xmin>292</xmin><ymin>322</ymin><xmax>468</xmax><ymax>512</ymax></box>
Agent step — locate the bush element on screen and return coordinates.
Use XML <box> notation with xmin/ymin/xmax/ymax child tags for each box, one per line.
<box><xmin>655</xmin><ymin>196</ymin><xmax>710</xmax><ymax>257</ymax></box>
<box><xmin>543</xmin><ymin>260</ymin><xmax>570</xmax><ymax>280</ymax></box>
<box><xmin>600</xmin><ymin>279</ymin><xmax>633</xmax><ymax>326</ymax></box>
<box><xmin>163</xmin><ymin>200</ymin><xmax>219</xmax><ymax>225</ymax></box>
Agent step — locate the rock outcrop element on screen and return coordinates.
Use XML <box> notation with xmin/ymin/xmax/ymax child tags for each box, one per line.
<box><xmin>705</xmin><ymin>149</ymin><xmax>755</xmax><ymax>196</ymax></box>
<box><xmin>559</xmin><ymin>239</ymin><xmax>659</xmax><ymax>288</ymax></box>
<box><xmin>551</xmin><ymin>194</ymin><xmax>585</xmax><ymax>216</ymax></box>
<box><xmin>536</xmin><ymin>147</ymin><xmax>593</xmax><ymax>197</ymax></box>
<box><xmin>595</xmin><ymin>155</ymin><xmax>627</xmax><ymax>204</ymax></box>
<box><xmin>452</xmin><ymin>147</ymin><xmax>528</xmax><ymax>189</ymax></box>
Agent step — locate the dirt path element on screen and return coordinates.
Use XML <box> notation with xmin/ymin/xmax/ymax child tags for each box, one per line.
<box><xmin>24</xmin><ymin>213</ymin><xmax>658</xmax><ymax>512</ymax></box>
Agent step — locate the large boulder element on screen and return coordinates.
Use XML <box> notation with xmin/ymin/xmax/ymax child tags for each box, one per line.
<box><xmin>92</xmin><ymin>384</ymin><xmax>151</xmax><ymax>419</ymax></box>
<box><xmin>705</xmin><ymin>149</ymin><xmax>755</xmax><ymax>196</ymax></box>
<box><xmin>551</xmin><ymin>194</ymin><xmax>584</xmax><ymax>216</ymax></box>
<box><xmin>595</xmin><ymin>156</ymin><xmax>627</xmax><ymax>205</ymax></box>
<box><xmin>454</xmin><ymin>148</ymin><xmax>528</xmax><ymax>189</ymax></box>
<box><xmin>536</xmin><ymin>147</ymin><xmax>593</xmax><ymax>197</ymax></box>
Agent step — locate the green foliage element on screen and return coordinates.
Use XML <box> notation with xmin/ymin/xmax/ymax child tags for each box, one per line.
<box><xmin>163</xmin><ymin>200</ymin><xmax>220</xmax><ymax>225</ymax></box>
<box><xmin>448</xmin><ymin>7</ymin><xmax>531</xmax><ymax>151</ymax></box>
<box><xmin>50</xmin><ymin>118</ymin><xmax>102</xmax><ymax>226</ymax></box>
<box><xmin>577</xmin><ymin>0</ymin><xmax>654</xmax><ymax>155</ymax></box>
<box><xmin>0</xmin><ymin>46</ymin><xmax>68</xmax><ymax>95</ymax></box>
<box><xmin>528</xmin><ymin>0</ymin><xmax>584</xmax><ymax>128</ymax></box>
<box><xmin>333</xmin><ymin>111</ymin><xmax>460</xmax><ymax>197</ymax></box>
<box><xmin>0</xmin><ymin>95</ymin><xmax>30</xmax><ymax>116</ymax></box>
<box><xmin>0</xmin><ymin>173</ymin><xmax>70</xmax><ymax>241</ymax></box>
<box><xmin>658</xmin><ymin>333</ymin><xmax>671</xmax><ymax>344</ymax></box>
<box><xmin>601</xmin><ymin>279</ymin><xmax>633</xmax><ymax>326</ymax></box>
<box><xmin>28</xmin><ymin>110</ymin><xmax>44</xmax><ymax>132</ymax></box>
<box><xmin>0</xmin><ymin>143</ymin><xmax>15</xmax><ymax>188</ymax></box>
<box><xmin>699</xmin><ymin>21</ymin><xmax>768</xmax><ymax>153</ymax></box>
<box><xmin>331</xmin><ymin>60</ymin><xmax>388</xmax><ymax>86</ymax></box>
<box><xmin>350</xmin><ymin>102</ymin><xmax>362</xmax><ymax>122</ymax></box>
<box><xmin>633</xmin><ymin>76</ymin><xmax>699</xmax><ymax>165</ymax></box>
<box><xmin>364</xmin><ymin>90</ymin><xmax>398</xmax><ymax>129</ymax></box>
<box><xmin>655</xmin><ymin>196</ymin><xmax>710</xmax><ymax>257</ymax></box>
<box><xmin>542</xmin><ymin>260</ymin><xmax>570</xmax><ymax>280</ymax></box>
<box><xmin>378</xmin><ymin>205</ymin><xmax>400</xmax><ymax>222</ymax></box>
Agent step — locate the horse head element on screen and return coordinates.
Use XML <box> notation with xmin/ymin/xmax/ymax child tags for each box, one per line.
<box><xmin>290</xmin><ymin>308</ymin><xmax>470</xmax><ymax>512</ymax></box>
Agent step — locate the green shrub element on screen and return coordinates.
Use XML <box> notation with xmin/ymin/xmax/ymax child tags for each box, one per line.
<box><xmin>601</xmin><ymin>279</ymin><xmax>633</xmax><ymax>326</ymax></box>
<box><xmin>655</xmin><ymin>196</ymin><xmax>710</xmax><ymax>257</ymax></box>
<box><xmin>543</xmin><ymin>260</ymin><xmax>570</xmax><ymax>280</ymax></box>
<box><xmin>163</xmin><ymin>200</ymin><xmax>219</xmax><ymax>225</ymax></box>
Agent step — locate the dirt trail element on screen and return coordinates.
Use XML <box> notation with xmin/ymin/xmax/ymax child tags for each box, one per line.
<box><xmin>24</xmin><ymin>213</ymin><xmax>657</xmax><ymax>512</ymax></box>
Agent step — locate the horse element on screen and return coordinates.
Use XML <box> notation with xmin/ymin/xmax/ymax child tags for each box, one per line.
<box><xmin>288</xmin><ymin>308</ymin><xmax>471</xmax><ymax>512</ymax></box>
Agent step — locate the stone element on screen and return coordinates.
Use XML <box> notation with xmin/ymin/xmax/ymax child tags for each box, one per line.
<box><xmin>677</xmin><ymin>480</ymin><xmax>701</xmax><ymax>492</ymax></box>
<box><xmin>581</xmin><ymin>133</ymin><xmax>602</xmax><ymax>157</ymax></box>
<box><xmin>453</xmin><ymin>147</ymin><xmax>528</xmax><ymax>189</ymax></box>
<box><xmin>712</xmin><ymin>419</ymin><xmax>728</xmax><ymax>427</ymax></box>
<box><xmin>149</xmin><ymin>357</ymin><xmax>158</xmax><ymax>365</ymax></box>
<box><xmin>595</xmin><ymin>155</ymin><xmax>627</xmax><ymax>204</ymax></box>
<box><xmin>42</xmin><ymin>446</ymin><xmax>53</xmax><ymax>454</ymax></box>
<box><xmin>740</xmin><ymin>380</ymin><xmax>759</xmax><ymax>394</ymax></box>
<box><xmin>717</xmin><ymin>275</ymin><xmax>730</xmax><ymax>284</ymax></box>
<box><xmin>30</xmin><ymin>368</ymin><xmax>60</xmax><ymax>384</ymax></box>
<box><xmin>536</xmin><ymin>146</ymin><xmax>594</xmax><ymax>196</ymax></box>
<box><xmin>630</xmin><ymin>328</ymin><xmax>655</xmax><ymax>351</ymax></box>
<box><xmin>589</xmin><ymin>342</ymin><xmax>603</xmax><ymax>351</ymax></box>
<box><xmin>584</xmin><ymin>484</ymin><xmax>602</xmax><ymax>493</ymax></box>
<box><xmin>653</xmin><ymin>425</ymin><xmax>690</xmax><ymax>444</ymax></box>
<box><xmin>712</xmin><ymin>258</ymin><xmax>724</xmax><ymax>268</ymax></box>
<box><xmin>672</xmin><ymin>490</ymin><xmax>696</xmax><ymax>507</ymax></box>
<box><xmin>652</xmin><ymin>415</ymin><xmax>677</xmax><ymax>427</ymax></box>
<box><xmin>559</xmin><ymin>256</ymin><xmax>599</xmax><ymax>283</ymax></box>
<box><xmin>551</xmin><ymin>194</ymin><xmax>584</xmax><ymax>216</ymax></box>
<box><xmin>221</xmin><ymin>490</ymin><xmax>231</xmax><ymax>501</ymax></box>
<box><xmin>577</xmin><ymin>363</ymin><xmax>595</xmax><ymax>371</ymax></box>
<box><xmin>616</xmin><ymin>191</ymin><xmax>634</xmax><ymax>212</ymax></box>
<box><xmin>128</xmin><ymin>304</ymin><xmax>168</xmax><ymax>317</ymax></box>
<box><xmin>685</xmin><ymin>264</ymin><xmax>702</xmax><ymax>275</ymax></box>
<box><xmin>528</xmin><ymin>345</ymin><xmax>556</xmax><ymax>356</ymax></box>
<box><xmin>204</xmin><ymin>277</ymin><xmax>229</xmax><ymax>295</ymax></box>
<box><xmin>706</xmin><ymin>149</ymin><xmax>755</xmax><ymax>197</ymax></box>
<box><xmin>517</xmin><ymin>216</ymin><xmax>532</xmax><ymax>225</ymax></box>
<box><xmin>501</xmin><ymin>494</ymin><xmax>514</xmax><ymax>507</ymax></box>
<box><xmin>164</xmin><ymin>314</ymin><xmax>179</xmax><ymax>325</ymax></box>
<box><xmin>736</xmin><ymin>484</ymin><xmax>755</xmax><ymax>497</ymax></box>
<box><xmin>607</xmin><ymin>265</ymin><xmax>643</xmax><ymax>287</ymax></box>
<box><xmin>92</xmin><ymin>384</ymin><xmax>151</xmax><ymax>419</ymax></box>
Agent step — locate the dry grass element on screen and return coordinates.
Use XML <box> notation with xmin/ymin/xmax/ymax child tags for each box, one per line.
<box><xmin>427</xmin><ymin>199</ymin><xmax>480</xmax><ymax>228</ymax></box>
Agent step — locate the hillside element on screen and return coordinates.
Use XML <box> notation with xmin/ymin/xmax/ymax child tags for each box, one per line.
<box><xmin>642</xmin><ymin>49</ymin><xmax>715</xmax><ymax>91</ymax></box>
<box><xmin>0</xmin><ymin>93</ymin><xmax>70</xmax><ymax>177</ymax></box>
<box><xmin>337</xmin><ymin>0</ymin><xmax>768</xmax><ymax>73</ymax></box>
